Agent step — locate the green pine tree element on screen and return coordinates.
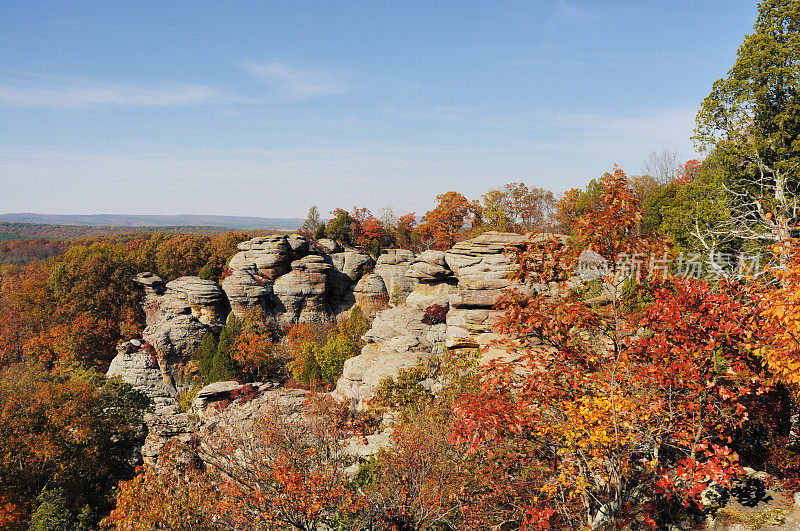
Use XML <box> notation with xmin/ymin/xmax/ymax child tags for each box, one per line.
<box><xmin>207</xmin><ymin>314</ymin><xmax>242</xmax><ymax>383</ymax></box>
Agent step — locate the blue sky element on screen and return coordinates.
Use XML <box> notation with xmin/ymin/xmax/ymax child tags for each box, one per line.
<box><xmin>0</xmin><ymin>1</ymin><xmax>758</xmax><ymax>218</ymax></box>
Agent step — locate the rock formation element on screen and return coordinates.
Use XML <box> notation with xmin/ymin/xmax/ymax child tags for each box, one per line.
<box><xmin>107</xmin><ymin>339</ymin><xmax>178</xmax><ymax>416</ymax></box>
<box><xmin>273</xmin><ymin>254</ymin><xmax>333</xmax><ymax>325</ymax></box>
<box><xmin>353</xmin><ymin>273</ymin><xmax>388</xmax><ymax>319</ymax></box>
<box><xmin>110</xmin><ymin>231</ymin><xmax>549</xmax><ymax>459</ymax></box>
<box><xmin>333</xmin><ymin>231</ymin><xmax>534</xmax><ymax>408</ymax></box>
<box><xmin>373</xmin><ymin>249</ymin><xmax>417</xmax><ymax>304</ymax></box>
<box><xmin>134</xmin><ymin>273</ymin><xmax>228</xmax><ymax>391</ymax></box>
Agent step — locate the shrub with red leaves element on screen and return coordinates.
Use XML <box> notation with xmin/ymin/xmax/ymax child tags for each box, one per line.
<box><xmin>230</xmin><ymin>383</ymin><xmax>261</xmax><ymax>404</ymax></box>
<box><xmin>421</xmin><ymin>304</ymin><xmax>447</xmax><ymax>325</ymax></box>
<box><xmin>141</xmin><ymin>341</ymin><xmax>158</xmax><ymax>367</ymax></box>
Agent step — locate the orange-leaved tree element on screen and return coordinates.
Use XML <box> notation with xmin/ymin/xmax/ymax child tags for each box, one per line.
<box><xmin>101</xmin><ymin>439</ymin><xmax>218</xmax><ymax>531</ymax></box>
<box><xmin>418</xmin><ymin>191</ymin><xmax>479</xmax><ymax>250</ymax></box>
<box><xmin>201</xmin><ymin>400</ymin><xmax>363</xmax><ymax>530</ymax></box>
<box><xmin>0</xmin><ymin>363</ymin><xmax>148</xmax><ymax>528</ymax></box>
<box><xmin>757</xmin><ymin>233</ymin><xmax>800</xmax><ymax>448</ymax></box>
<box><xmin>448</xmin><ymin>168</ymin><xmax>766</xmax><ymax>529</ymax></box>
<box><xmin>105</xmin><ymin>395</ymin><xmax>365</xmax><ymax>531</ymax></box>
<box><xmin>232</xmin><ymin>308</ymin><xmax>284</xmax><ymax>381</ymax></box>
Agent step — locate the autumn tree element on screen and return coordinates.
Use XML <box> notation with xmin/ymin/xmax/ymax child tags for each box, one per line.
<box><xmin>287</xmin><ymin>307</ymin><xmax>368</xmax><ymax>387</ymax></box>
<box><xmin>199</xmin><ymin>232</ymin><xmax>249</xmax><ymax>281</ymax></box>
<box><xmin>756</xmin><ymin>237</ymin><xmax>800</xmax><ymax>448</ymax></box>
<box><xmin>554</xmin><ymin>178</ymin><xmax>604</xmax><ymax>235</ymax></box>
<box><xmin>0</xmin><ymin>363</ymin><xmax>148</xmax><ymax>528</ymax></box>
<box><xmin>201</xmin><ymin>398</ymin><xmax>363</xmax><ymax>531</ymax></box>
<box><xmin>153</xmin><ymin>234</ymin><xmax>212</xmax><ymax>281</ymax></box>
<box><xmin>0</xmin><ymin>262</ymin><xmax>50</xmax><ymax>367</ymax></box>
<box><xmin>101</xmin><ymin>439</ymin><xmax>219</xmax><ymax>531</ymax></box>
<box><xmin>30</xmin><ymin>243</ymin><xmax>140</xmax><ymax>369</ymax></box>
<box><xmin>349</xmin><ymin>206</ymin><xmax>392</xmax><ymax>254</ymax></box>
<box><xmin>232</xmin><ymin>309</ymin><xmax>285</xmax><ymax>381</ymax></box>
<box><xmin>449</xmin><ymin>169</ymin><xmax>765</xmax><ymax>528</ymax></box>
<box><xmin>395</xmin><ymin>212</ymin><xmax>419</xmax><ymax>250</ymax></box>
<box><xmin>419</xmin><ymin>191</ymin><xmax>479</xmax><ymax>250</ymax></box>
<box><xmin>365</xmin><ymin>411</ymin><xmax>467</xmax><ymax>529</ymax></box>
<box><xmin>657</xmin><ymin>156</ymin><xmax>733</xmax><ymax>252</ymax></box>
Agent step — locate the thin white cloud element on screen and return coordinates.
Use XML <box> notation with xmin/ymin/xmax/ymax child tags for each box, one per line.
<box><xmin>0</xmin><ymin>74</ymin><xmax>248</xmax><ymax>109</ymax></box>
<box><xmin>242</xmin><ymin>61</ymin><xmax>349</xmax><ymax>101</ymax></box>
<box><xmin>550</xmin><ymin>107</ymin><xmax>697</xmax><ymax>149</ymax></box>
<box><xmin>556</xmin><ymin>0</ymin><xmax>597</xmax><ymax>20</ymax></box>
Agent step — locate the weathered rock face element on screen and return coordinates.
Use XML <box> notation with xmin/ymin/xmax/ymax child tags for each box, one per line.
<box><xmin>224</xmin><ymin>236</ymin><xmax>379</xmax><ymax>323</ymax></box>
<box><xmin>334</xmin><ymin>232</ymin><xmax>536</xmax><ymax>407</ymax></box>
<box><xmin>230</xmin><ymin>235</ymin><xmax>295</xmax><ymax>280</ymax></box>
<box><xmin>221</xmin><ymin>267</ymin><xmax>273</xmax><ymax>317</ymax></box>
<box><xmin>198</xmin><ymin>387</ymin><xmax>310</xmax><ymax>432</ymax></box>
<box><xmin>405</xmin><ymin>282</ymin><xmax>455</xmax><ymax>310</ymax></box>
<box><xmin>353</xmin><ymin>273</ymin><xmax>388</xmax><ymax>319</ymax></box>
<box><xmin>223</xmin><ymin>235</ymin><xmax>307</xmax><ymax>317</ymax></box>
<box><xmin>273</xmin><ymin>255</ymin><xmax>332</xmax><ymax>325</ymax></box>
<box><xmin>135</xmin><ymin>274</ymin><xmax>228</xmax><ymax>390</ymax></box>
<box><xmin>314</xmin><ymin>238</ymin><xmax>342</xmax><ymax>254</ymax></box>
<box><xmin>441</xmin><ymin>231</ymin><xmax>530</xmax><ymax>352</ymax></box>
<box><xmin>106</xmin><ymin>338</ymin><xmax>191</xmax><ymax>464</ymax></box>
<box><xmin>327</xmin><ymin>250</ymin><xmax>374</xmax><ymax>317</ymax></box>
<box><xmin>406</xmin><ymin>250</ymin><xmax>454</xmax><ymax>282</ymax></box>
<box><xmin>287</xmin><ymin>234</ymin><xmax>310</xmax><ymax>260</ymax></box>
<box><xmin>107</xmin><ymin>339</ymin><xmax>178</xmax><ymax>414</ymax></box>
<box><xmin>334</xmin><ymin>286</ymin><xmax>448</xmax><ymax>408</ymax></box>
<box><xmin>374</xmin><ymin>249</ymin><xmax>417</xmax><ymax>304</ymax></box>
<box><xmin>444</xmin><ymin>231</ymin><xmax>528</xmax><ymax>288</ymax></box>
<box><xmin>190</xmin><ymin>380</ymin><xmax>280</xmax><ymax>420</ymax></box>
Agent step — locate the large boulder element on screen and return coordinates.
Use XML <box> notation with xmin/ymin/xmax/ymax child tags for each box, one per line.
<box><xmin>406</xmin><ymin>250</ymin><xmax>453</xmax><ymax>282</ymax></box>
<box><xmin>221</xmin><ymin>267</ymin><xmax>273</xmax><ymax>317</ymax></box>
<box><xmin>230</xmin><ymin>235</ymin><xmax>294</xmax><ymax>281</ymax></box>
<box><xmin>374</xmin><ymin>249</ymin><xmax>418</xmax><ymax>304</ymax></box>
<box><xmin>335</xmin><ymin>300</ymin><xmax>447</xmax><ymax>408</ymax></box>
<box><xmin>224</xmin><ymin>235</ymin><xmax>373</xmax><ymax>323</ymax></box>
<box><xmin>106</xmin><ymin>338</ymin><xmax>194</xmax><ymax>465</ymax></box>
<box><xmin>327</xmin><ymin>250</ymin><xmax>374</xmax><ymax>317</ymax></box>
<box><xmin>314</xmin><ymin>238</ymin><xmax>342</xmax><ymax>254</ymax></box>
<box><xmin>223</xmin><ymin>235</ymin><xmax>304</xmax><ymax>317</ymax></box>
<box><xmin>107</xmin><ymin>339</ymin><xmax>178</xmax><ymax>414</ymax></box>
<box><xmin>330</xmin><ymin>251</ymin><xmax>373</xmax><ymax>283</ymax></box>
<box><xmin>190</xmin><ymin>380</ymin><xmax>280</xmax><ymax>419</ymax></box>
<box><xmin>441</xmin><ymin>232</ymin><xmax>534</xmax><ymax>355</ymax></box>
<box><xmin>353</xmin><ymin>273</ymin><xmax>388</xmax><ymax>319</ymax></box>
<box><xmin>135</xmin><ymin>274</ymin><xmax>228</xmax><ymax>390</ymax></box>
<box><xmin>405</xmin><ymin>282</ymin><xmax>455</xmax><ymax>310</ymax></box>
<box><xmin>444</xmin><ymin>231</ymin><xmax>527</xmax><ymax>290</ymax></box>
<box><xmin>287</xmin><ymin>234</ymin><xmax>310</xmax><ymax>260</ymax></box>
<box><xmin>333</xmin><ymin>342</ymin><xmax>438</xmax><ymax>409</ymax></box>
<box><xmin>273</xmin><ymin>255</ymin><xmax>332</xmax><ymax>324</ymax></box>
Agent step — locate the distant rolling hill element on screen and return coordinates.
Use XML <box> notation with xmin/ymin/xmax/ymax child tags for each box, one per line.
<box><xmin>0</xmin><ymin>213</ymin><xmax>303</xmax><ymax>230</ymax></box>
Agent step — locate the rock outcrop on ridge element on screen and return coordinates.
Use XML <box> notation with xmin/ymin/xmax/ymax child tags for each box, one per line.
<box><xmin>134</xmin><ymin>273</ymin><xmax>228</xmax><ymax>392</ymax></box>
<box><xmin>107</xmin><ymin>339</ymin><xmax>178</xmax><ymax>417</ymax></box>
<box><xmin>110</xmin><ymin>231</ymin><xmax>547</xmax><ymax>460</ymax></box>
<box><xmin>333</xmin><ymin>231</ymin><xmax>536</xmax><ymax>408</ymax></box>
<box><xmin>373</xmin><ymin>249</ymin><xmax>418</xmax><ymax>304</ymax></box>
<box><xmin>273</xmin><ymin>254</ymin><xmax>333</xmax><ymax>325</ymax></box>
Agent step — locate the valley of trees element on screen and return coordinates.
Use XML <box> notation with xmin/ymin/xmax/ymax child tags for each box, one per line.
<box><xmin>3</xmin><ymin>1</ymin><xmax>800</xmax><ymax>529</ymax></box>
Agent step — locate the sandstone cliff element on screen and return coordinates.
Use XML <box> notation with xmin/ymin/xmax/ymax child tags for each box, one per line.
<box><xmin>108</xmin><ymin>231</ymin><xmax>540</xmax><ymax>461</ymax></box>
<box><xmin>332</xmin><ymin>231</ymin><xmax>534</xmax><ymax>408</ymax></box>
